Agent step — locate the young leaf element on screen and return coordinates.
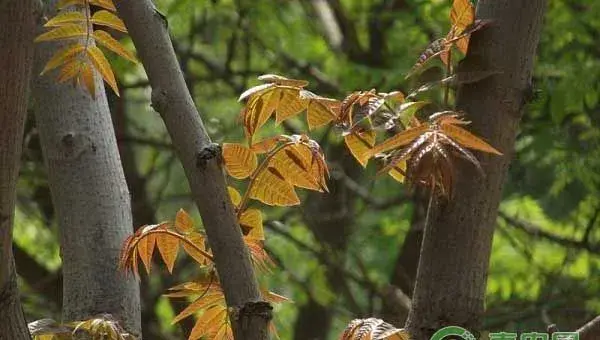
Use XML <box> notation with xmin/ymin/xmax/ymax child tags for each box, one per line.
<box><xmin>300</xmin><ymin>90</ymin><xmax>339</xmax><ymax>130</ymax></box>
<box><xmin>44</xmin><ymin>11</ymin><xmax>86</xmax><ymax>27</ymax></box>
<box><xmin>34</xmin><ymin>24</ymin><xmax>87</xmax><ymax>42</ymax></box>
<box><xmin>258</xmin><ymin>74</ymin><xmax>309</xmax><ymax>87</ymax></box>
<box><xmin>91</xmin><ymin>10</ymin><xmax>127</xmax><ymax>32</ymax></box>
<box><xmin>86</xmin><ymin>45</ymin><xmax>119</xmax><ymax>96</ymax></box>
<box><xmin>57</xmin><ymin>59</ymin><xmax>83</xmax><ymax>83</ymax></box>
<box><xmin>79</xmin><ymin>63</ymin><xmax>96</xmax><ymax>98</ymax></box>
<box><xmin>269</xmin><ymin>144</ymin><xmax>325</xmax><ymax>191</ymax></box>
<box><xmin>274</xmin><ymin>89</ymin><xmax>307</xmax><ymax>123</ymax></box>
<box><xmin>89</xmin><ymin>0</ymin><xmax>117</xmax><ymax>11</ymax></box>
<box><xmin>92</xmin><ymin>30</ymin><xmax>138</xmax><ymax>63</ymax></box>
<box><xmin>181</xmin><ymin>232</ymin><xmax>208</xmax><ymax>265</ymax></box>
<box><xmin>450</xmin><ymin>0</ymin><xmax>475</xmax><ymax>53</ymax></box>
<box><xmin>41</xmin><ymin>44</ymin><xmax>86</xmax><ymax>75</ymax></box>
<box><xmin>388</xmin><ymin>163</ymin><xmax>407</xmax><ymax>183</ymax></box>
<box><xmin>136</xmin><ymin>233</ymin><xmax>156</xmax><ymax>275</ymax></box>
<box><xmin>250</xmin><ymin>136</ymin><xmax>282</xmax><ymax>154</ymax></box>
<box><xmin>222</xmin><ymin>143</ymin><xmax>258</xmax><ymax>179</ymax></box>
<box><xmin>344</xmin><ymin>130</ymin><xmax>376</xmax><ymax>167</ymax></box>
<box><xmin>156</xmin><ymin>231</ymin><xmax>179</xmax><ymax>274</ymax></box>
<box><xmin>369</xmin><ymin>125</ymin><xmax>429</xmax><ymax>156</ymax></box>
<box><xmin>249</xmin><ymin>167</ymin><xmax>300</xmax><ymax>206</ymax></box>
<box><xmin>340</xmin><ymin>318</ymin><xmax>410</xmax><ymax>340</ymax></box>
<box><xmin>227</xmin><ymin>186</ymin><xmax>242</xmax><ymax>206</ymax></box>
<box><xmin>188</xmin><ymin>306</ymin><xmax>228</xmax><ymax>340</ymax></box>
<box><xmin>175</xmin><ymin>209</ymin><xmax>193</xmax><ymax>233</ymax></box>
<box><xmin>239</xmin><ymin>209</ymin><xmax>264</xmax><ymax>240</ymax></box>
<box><xmin>440</xmin><ymin>123</ymin><xmax>502</xmax><ymax>155</ymax></box>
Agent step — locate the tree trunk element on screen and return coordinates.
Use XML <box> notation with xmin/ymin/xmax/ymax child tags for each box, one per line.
<box><xmin>114</xmin><ymin>1</ymin><xmax>269</xmax><ymax>339</ymax></box>
<box><xmin>0</xmin><ymin>0</ymin><xmax>39</xmax><ymax>338</ymax></box>
<box><xmin>30</xmin><ymin>2</ymin><xmax>140</xmax><ymax>335</ymax></box>
<box><xmin>406</xmin><ymin>1</ymin><xmax>547</xmax><ymax>339</ymax></box>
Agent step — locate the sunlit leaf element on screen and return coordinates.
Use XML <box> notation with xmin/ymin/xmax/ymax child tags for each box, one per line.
<box><xmin>222</xmin><ymin>143</ymin><xmax>258</xmax><ymax>179</ymax></box>
<box><xmin>275</xmin><ymin>89</ymin><xmax>307</xmax><ymax>123</ymax></box>
<box><xmin>86</xmin><ymin>45</ymin><xmax>119</xmax><ymax>95</ymax></box>
<box><xmin>79</xmin><ymin>63</ymin><xmax>95</xmax><ymax>98</ymax></box>
<box><xmin>156</xmin><ymin>230</ymin><xmax>179</xmax><ymax>274</ymax></box>
<box><xmin>181</xmin><ymin>232</ymin><xmax>208</xmax><ymax>265</ymax></box>
<box><xmin>340</xmin><ymin>318</ymin><xmax>410</xmax><ymax>340</ymax></box>
<box><xmin>249</xmin><ymin>166</ymin><xmax>300</xmax><ymax>206</ymax></box>
<box><xmin>174</xmin><ymin>209</ymin><xmax>193</xmax><ymax>233</ymax></box>
<box><xmin>269</xmin><ymin>144</ymin><xmax>326</xmax><ymax>191</ymax></box>
<box><xmin>34</xmin><ymin>24</ymin><xmax>87</xmax><ymax>42</ymax></box>
<box><xmin>44</xmin><ymin>11</ymin><xmax>85</xmax><ymax>27</ymax></box>
<box><xmin>188</xmin><ymin>306</ymin><xmax>228</xmax><ymax>340</ymax></box>
<box><xmin>136</xmin><ymin>232</ymin><xmax>155</xmax><ymax>274</ymax></box>
<box><xmin>41</xmin><ymin>44</ymin><xmax>86</xmax><ymax>75</ymax></box>
<box><xmin>91</xmin><ymin>10</ymin><xmax>127</xmax><ymax>32</ymax></box>
<box><xmin>89</xmin><ymin>0</ymin><xmax>117</xmax><ymax>11</ymax></box>
<box><xmin>450</xmin><ymin>0</ymin><xmax>475</xmax><ymax>53</ymax></box>
<box><xmin>92</xmin><ymin>30</ymin><xmax>138</xmax><ymax>64</ymax></box>
<box><xmin>239</xmin><ymin>209</ymin><xmax>264</xmax><ymax>240</ymax></box>
<box><xmin>227</xmin><ymin>186</ymin><xmax>242</xmax><ymax>206</ymax></box>
<box><xmin>344</xmin><ymin>130</ymin><xmax>376</xmax><ymax>167</ymax></box>
<box><xmin>258</xmin><ymin>74</ymin><xmax>309</xmax><ymax>87</ymax></box>
<box><xmin>441</xmin><ymin>123</ymin><xmax>502</xmax><ymax>155</ymax></box>
<box><xmin>369</xmin><ymin>125</ymin><xmax>429</xmax><ymax>156</ymax></box>
<box><xmin>388</xmin><ymin>162</ymin><xmax>407</xmax><ymax>183</ymax></box>
<box><xmin>250</xmin><ymin>136</ymin><xmax>282</xmax><ymax>154</ymax></box>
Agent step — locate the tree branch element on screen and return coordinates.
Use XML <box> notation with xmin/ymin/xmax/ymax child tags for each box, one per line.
<box><xmin>578</xmin><ymin>315</ymin><xmax>600</xmax><ymax>340</ymax></box>
<box><xmin>114</xmin><ymin>2</ymin><xmax>269</xmax><ymax>339</ymax></box>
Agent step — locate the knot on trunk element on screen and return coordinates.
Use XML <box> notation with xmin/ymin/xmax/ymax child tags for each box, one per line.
<box><xmin>196</xmin><ymin>143</ymin><xmax>222</xmax><ymax>170</ymax></box>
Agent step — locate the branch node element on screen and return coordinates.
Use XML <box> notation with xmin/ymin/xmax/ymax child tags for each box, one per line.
<box><xmin>150</xmin><ymin>88</ymin><xmax>168</xmax><ymax>113</ymax></box>
<box><xmin>196</xmin><ymin>143</ymin><xmax>222</xmax><ymax>170</ymax></box>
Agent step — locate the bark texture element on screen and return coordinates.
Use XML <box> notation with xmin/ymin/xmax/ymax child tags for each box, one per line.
<box><xmin>30</xmin><ymin>2</ymin><xmax>140</xmax><ymax>335</ymax></box>
<box><xmin>114</xmin><ymin>1</ymin><xmax>269</xmax><ymax>339</ymax></box>
<box><xmin>406</xmin><ymin>1</ymin><xmax>547</xmax><ymax>339</ymax></box>
<box><xmin>0</xmin><ymin>0</ymin><xmax>39</xmax><ymax>338</ymax></box>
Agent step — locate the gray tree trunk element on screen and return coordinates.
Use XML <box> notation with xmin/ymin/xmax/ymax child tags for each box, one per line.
<box><xmin>0</xmin><ymin>0</ymin><xmax>38</xmax><ymax>338</ymax></box>
<box><xmin>30</xmin><ymin>2</ymin><xmax>140</xmax><ymax>336</ymax></box>
<box><xmin>406</xmin><ymin>1</ymin><xmax>548</xmax><ymax>339</ymax></box>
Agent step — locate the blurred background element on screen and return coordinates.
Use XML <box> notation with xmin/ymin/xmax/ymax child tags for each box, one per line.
<box><xmin>15</xmin><ymin>0</ymin><xmax>600</xmax><ymax>338</ymax></box>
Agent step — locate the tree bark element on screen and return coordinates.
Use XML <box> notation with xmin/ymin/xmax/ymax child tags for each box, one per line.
<box><xmin>113</xmin><ymin>1</ymin><xmax>269</xmax><ymax>339</ymax></box>
<box><xmin>0</xmin><ymin>0</ymin><xmax>39</xmax><ymax>338</ymax></box>
<box><xmin>406</xmin><ymin>1</ymin><xmax>547</xmax><ymax>339</ymax></box>
<box><xmin>30</xmin><ymin>1</ymin><xmax>140</xmax><ymax>335</ymax></box>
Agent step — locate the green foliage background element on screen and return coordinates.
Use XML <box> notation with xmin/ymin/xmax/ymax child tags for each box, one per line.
<box><xmin>15</xmin><ymin>0</ymin><xmax>600</xmax><ymax>339</ymax></box>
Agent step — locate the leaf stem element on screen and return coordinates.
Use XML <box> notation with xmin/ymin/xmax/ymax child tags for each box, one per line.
<box><xmin>443</xmin><ymin>49</ymin><xmax>453</xmax><ymax>107</ymax></box>
<box><xmin>131</xmin><ymin>228</ymin><xmax>214</xmax><ymax>263</ymax></box>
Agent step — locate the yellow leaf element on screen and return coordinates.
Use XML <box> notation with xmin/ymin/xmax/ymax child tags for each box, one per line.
<box><xmin>344</xmin><ymin>130</ymin><xmax>376</xmax><ymax>167</ymax></box>
<box><xmin>136</xmin><ymin>233</ymin><xmax>156</xmax><ymax>275</ymax></box>
<box><xmin>92</xmin><ymin>30</ymin><xmax>138</xmax><ymax>63</ymax></box>
<box><xmin>246</xmin><ymin>239</ymin><xmax>275</xmax><ymax>273</ymax></box>
<box><xmin>44</xmin><ymin>11</ymin><xmax>86</xmax><ymax>27</ymax></box>
<box><xmin>86</xmin><ymin>45</ymin><xmax>119</xmax><ymax>96</ymax></box>
<box><xmin>189</xmin><ymin>307</ymin><xmax>227</xmax><ymax>340</ymax></box>
<box><xmin>79</xmin><ymin>62</ymin><xmax>96</xmax><ymax>97</ymax></box>
<box><xmin>227</xmin><ymin>186</ymin><xmax>242</xmax><ymax>206</ymax></box>
<box><xmin>250</xmin><ymin>136</ymin><xmax>281</xmax><ymax>154</ymax></box>
<box><xmin>41</xmin><ymin>44</ymin><xmax>86</xmax><ymax>75</ymax></box>
<box><xmin>263</xmin><ymin>290</ymin><xmax>292</xmax><ymax>304</ymax></box>
<box><xmin>450</xmin><ymin>0</ymin><xmax>475</xmax><ymax>31</ymax></box>
<box><xmin>34</xmin><ymin>24</ymin><xmax>87</xmax><ymax>42</ymax></box>
<box><xmin>238</xmin><ymin>83</ymin><xmax>275</xmax><ymax>101</ymax></box>
<box><xmin>239</xmin><ymin>209</ymin><xmax>264</xmax><ymax>240</ymax></box>
<box><xmin>388</xmin><ymin>162</ymin><xmax>407</xmax><ymax>183</ymax></box>
<box><xmin>156</xmin><ymin>232</ymin><xmax>179</xmax><ymax>274</ymax></box>
<box><xmin>56</xmin><ymin>59</ymin><xmax>82</xmax><ymax>83</ymax></box>
<box><xmin>172</xmin><ymin>292</ymin><xmax>225</xmax><ymax>324</ymax></box>
<box><xmin>91</xmin><ymin>10</ymin><xmax>127</xmax><ymax>32</ymax></box>
<box><xmin>441</xmin><ymin>123</ymin><xmax>502</xmax><ymax>155</ymax></box>
<box><xmin>175</xmin><ymin>209</ymin><xmax>193</xmax><ymax>233</ymax></box>
<box><xmin>275</xmin><ymin>89</ymin><xmax>307</xmax><ymax>123</ymax></box>
<box><xmin>222</xmin><ymin>143</ymin><xmax>258</xmax><ymax>179</ymax></box>
<box><xmin>450</xmin><ymin>0</ymin><xmax>474</xmax><ymax>54</ymax></box>
<box><xmin>182</xmin><ymin>232</ymin><xmax>208</xmax><ymax>265</ymax></box>
<box><xmin>89</xmin><ymin>0</ymin><xmax>116</xmax><ymax>11</ymax></box>
<box><xmin>306</xmin><ymin>100</ymin><xmax>337</xmax><ymax>130</ymax></box>
<box><xmin>269</xmin><ymin>144</ymin><xmax>326</xmax><ymax>192</ymax></box>
<box><xmin>242</xmin><ymin>89</ymin><xmax>278</xmax><ymax>138</ymax></box>
<box><xmin>250</xmin><ymin>167</ymin><xmax>300</xmax><ymax>206</ymax></box>
<box><xmin>369</xmin><ymin>124</ymin><xmax>429</xmax><ymax>156</ymax></box>
<box><xmin>258</xmin><ymin>74</ymin><xmax>309</xmax><ymax>87</ymax></box>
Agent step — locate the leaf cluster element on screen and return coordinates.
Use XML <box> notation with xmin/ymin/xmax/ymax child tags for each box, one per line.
<box><xmin>35</xmin><ymin>0</ymin><xmax>137</xmax><ymax>97</ymax></box>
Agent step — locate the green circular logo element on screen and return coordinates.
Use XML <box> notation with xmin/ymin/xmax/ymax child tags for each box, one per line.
<box><xmin>430</xmin><ymin>326</ymin><xmax>477</xmax><ymax>340</ymax></box>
